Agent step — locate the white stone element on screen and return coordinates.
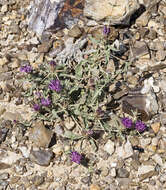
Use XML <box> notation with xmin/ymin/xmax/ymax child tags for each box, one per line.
<box><xmin>104</xmin><ymin>140</ymin><xmax>115</xmax><ymax>155</ymax></box>
<box><xmin>19</xmin><ymin>146</ymin><xmax>30</xmax><ymax>158</ymax></box>
<box><xmin>138</xmin><ymin>165</ymin><xmax>155</xmax><ymax>176</ymax></box>
<box><xmin>116</xmin><ymin>140</ymin><xmax>133</xmax><ymax>159</ymax></box>
<box><xmin>160</xmin><ymin>173</ymin><xmax>166</xmax><ymax>183</ymax></box>
<box><xmin>28</xmin><ymin>37</ymin><xmax>39</xmax><ymax>45</ymax></box>
<box><xmin>140</xmin><ymin>138</ymin><xmax>151</xmax><ymax>147</ymax></box>
<box><xmin>64</xmin><ymin>117</ymin><xmax>75</xmax><ymax>130</ymax></box>
<box><xmin>27</xmin><ymin>52</ymin><xmax>38</xmax><ymax>63</ymax></box>
<box><xmin>86</xmin><ymin>20</ymin><xmax>98</xmax><ymax>26</ymax></box>
<box><xmin>110</xmin><ymin>168</ymin><xmax>116</xmax><ymax>177</ymax></box>
<box><xmin>84</xmin><ymin>0</ymin><xmax>140</xmax><ymax>24</ymax></box>
<box><xmin>159</xmin><ymin>79</ymin><xmax>166</xmax><ymax>92</ymax></box>
<box><xmin>151</xmin><ymin>137</ymin><xmax>159</xmax><ymax>146</ymax></box>
<box><xmin>0</xmin><ymin>151</ymin><xmax>22</xmax><ymax>165</ymax></box>
<box><xmin>152</xmin><ymin>154</ymin><xmax>163</xmax><ymax>166</ymax></box>
<box><xmin>110</xmin><ymin>162</ymin><xmax>117</xmax><ymax>167</ymax></box>
<box><xmin>52</xmin><ymin>144</ymin><xmax>63</xmax><ymax>155</ymax></box>
<box><xmin>1</xmin><ymin>4</ymin><xmax>8</xmax><ymax>13</ymax></box>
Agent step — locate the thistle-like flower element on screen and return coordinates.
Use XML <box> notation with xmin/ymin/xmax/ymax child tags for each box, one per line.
<box><xmin>49</xmin><ymin>79</ymin><xmax>61</xmax><ymax>92</ymax></box>
<box><xmin>48</xmin><ymin>60</ymin><xmax>56</xmax><ymax>67</ymax></box>
<box><xmin>135</xmin><ymin>120</ymin><xmax>147</xmax><ymax>132</ymax></box>
<box><xmin>20</xmin><ymin>65</ymin><xmax>32</xmax><ymax>73</ymax></box>
<box><xmin>121</xmin><ymin>117</ymin><xmax>133</xmax><ymax>129</ymax></box>
<box><xmin>41</xmin><ymin>98</ymin><xmax>51</xmax><ymax>107</ymax></box>
<box><xmin>71</xmin><ymin>151</ymin><xmax>82</xmax><ymax>164</ymax></box>
<box><xmin>33</xmin><ymin>104</ymin><xmax>40</xmax><ymax>111</ymax></box>
<box><xmin>103</xmin><ymin>25</ymin><xmax>110</xmax><ymax>35</ymax></box>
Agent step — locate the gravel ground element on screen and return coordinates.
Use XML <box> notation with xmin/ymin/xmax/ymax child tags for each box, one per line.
<box><xmin>0</xmin><ymin>0</ymin><xmax>166</xmax><ymax>190</ymax></box>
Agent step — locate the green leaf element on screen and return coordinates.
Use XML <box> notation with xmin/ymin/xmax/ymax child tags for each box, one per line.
<box><xmin>89</xmin><ymin>35</ymin><xmax>100</xmax><ymax>45</ymax></box>
<box><xmin>63</xmin><ymin>131</ymin><xmax>82</xmax><ymax>140</ymax></box>
<box><xmin>75</xmin><ymin>62</ymin><xmax>83</xmax><ymax>78</ymax></box>
<box><xmin>51</xmin><ymin>109</ymin><xmax>58</xmax><ymax>118</ymax></box>
<box><xmin>69</xmin><ymin>86</ymin><xmax>79</xmax><ymax>95</ymax></box>
<box><xmin>89</xmin><ymin>139</ymin><xmax>98</xmax><ymax>151</ymax></box>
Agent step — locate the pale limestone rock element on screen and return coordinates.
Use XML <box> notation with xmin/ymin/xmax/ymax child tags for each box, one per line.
<box><xmin>136</xmin><ymin>11</ymin><xmax>151</xmax><ymax>26</ymax></box>
<box><xmin>27</xmin><ymin>52</ymin><xmax>38</xmax><ymax>63</ymax></box>
<box><xmin>52</xmin><ymin>144</ymin><xmax>63</xmax><ymax>155</ymax></box>
<box><xmin>1</xmin><ymin>4</ymin><xmax>8</xmax><ymax>13</ymax></box>
<box><xmin>151</xmin><ymin>122</ymin><xmax>160</xmax><ymax>134</ymax></box>
<box><xmin>152</xmin><ymin>154</ymin><xmax>163</xmax><ymax>166</ymax></box>
<box><xmin>64</xmin><ymin>117</ymin><xmax>75</xmax><ymax>130</ymax></box>
<box><xmin>3</xmin><ymin>112</ymin><xmax>23</xmax><ymax>121</ymax></box>
<box><xmin>140</xmin><ymin>138</ymin><xmax>151</xmax><ymax>147</ymax></box>
<box><xmin>116</xmin><ymin>140</ymin><xmax>133</xmax><ymax>159</ymax></box>
<box><xmin>0</xmin><ymin>151</ymin><xmax>22</xmax><ymax>165</ymax></box>
<box><xmin>84</xmin><ymin>0</ymin><xmax>140</xmax><ymax>24</ymax></box>
<box><xmin>138</xmin><ymin>165</ymin><xmax>155</xmax><ymax>176</ymax></box>
<box><xmin>18</xmin><ymin>146</ymin><xmax>31</xmax><ymax>158</ymax></box>
<box><xmin>104</xmin><ymin>140</ymin><xmax>115</xmax><ymax>156</ymax></box>
<box><xmin>110</xmin><ymin>168</ymin><xmax>116</xmax><ymax>177</ymax></box>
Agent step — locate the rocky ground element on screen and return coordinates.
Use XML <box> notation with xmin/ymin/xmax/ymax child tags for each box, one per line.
<box><xmin>0</xmin><ymin>0</ymin><xmax>166</xmax><ymax>189</ymax></box>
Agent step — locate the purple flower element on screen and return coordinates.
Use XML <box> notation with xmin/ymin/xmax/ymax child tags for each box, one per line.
<box><xmin>20</xmin><ymin>65</ymin><xmax>32</xmax><ymax>73</ymax></box>
<box><xmin>96</xmin><ymin>107</ymin><xmax>104</xmax><ymax>117</ymax></box>
<box><xmin>13</xmin><ymin>120</ymin><xmax>17</xmax><ymax>123</ymax></box>
<box><xmin>41</xmin><ymin>98</ymin><xmax>51</xmax><ymax>107</ymax></box>
<box><xmin>87</xmin><ymin>129</ymin><xmax>94</xmax><ymax>135</ymax></box>
<box><xmin>71</xmin><ymin>151</ymin><xmax>82</xmax><ymax>164</ymax></box>
<box><xmin>121</xmin><ymin>117</ymin><xmax>133</xmax><ymax>128</ymax></box>
<box><xmin>35</xmin><ymin>91</ymin><xmax>41</xmax><ymax>97</ymax></box>
<box><xmin>33</xmin><ymin>104</ymin><xmax>40</xmax><ymax>111</ymax></box>
<box><xmin>48</xmin><ymin>60</ymin><xmax>56</xmax><ymax>67</ymax></box>
<box><xmin>103</xmin><ymin>25</ymin><xmax>110</xmax><ymax>35</ymax></box>
<box><xmin>49</xmin><ymin>79</ymin><xmax>61</xmax><ymax>92</ymax></box>
<box><xmin>135</xmin><ymin>120</ymin><xmax>147</xmax><ymax>132</ymax></box>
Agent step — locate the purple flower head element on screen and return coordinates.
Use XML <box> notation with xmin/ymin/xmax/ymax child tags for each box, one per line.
<box><xmin>41</xmin><ymin>97</ymin><xmax>51</xmax><ymax>107</ymax></box>
<box><xmin>87</xmin><ymin>129</ymin><xmax>94</xmax><ymax>136</ymax></box>
<box><xmin>49</xmin><ymin>79</ymin><xmax>61</xmax><ymax>92</ymax></box>
<box><xmin>71</xmin><ymin>151</ymin><xmax>82</xmax><ymax>164</ymax></box>
<box><xmin>96</xmin><ymin>107</ymin><xmax>104</xmax><ymax>117</ymax></box>
<box><xmin>121</xmin><ymin>117</ymin><xmax>133</xmax><ymax>129</ymax></box>
<box><xmin>48</xmin><ymin>60</ymin><xmax>56</xmax><ymax>67</ymax></box>
<box><xmin>13</xmin><ymin>120</ymin><xmax>17</xmax><ymax>123</ymax></box>
<box><xmin>35</xmin><ymin>91</ymin><xmax>41</xmax><ymax>97</ymax></box>
<box><xmin>33</xmin><ymin>104</ymin><xmax>40</xmax><ymax>111</ymax></box>
<box><xmin>103</xmin><ymin>25</ymin><xmax>110</xmax><ymax>35</ymax></box>
<box><xmin>135</xmin><ymin>120</ymin><xmax>147</xmax><ymax>132</ymax></box>
<box><xmin>20</xmin><ymin>65</ymin><xmax>32</xmax><ymax>73</ymax></box>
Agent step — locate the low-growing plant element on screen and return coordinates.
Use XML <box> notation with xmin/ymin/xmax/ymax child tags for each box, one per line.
<box><xmin>21</xmin><ymin>35</ymin><xmax>140</xmax><ymax>142</ymax></box>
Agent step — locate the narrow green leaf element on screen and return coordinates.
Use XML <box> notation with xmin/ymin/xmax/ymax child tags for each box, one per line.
<box><xmin>64</xmin><ymin>131</ymin><xmax>82</xmax><ymax>140</ymax></box>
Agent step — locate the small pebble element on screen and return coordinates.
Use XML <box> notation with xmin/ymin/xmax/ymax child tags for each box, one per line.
<box><xmin>0</xmin><ymin>173</ymin><xmax>9</xmax><ymax>180</ymax></box>
<box><xmin>30</xmin><ymin>149</ymin><xmax>53</xmax><ymax>166</ymax></box>
<box><xmin>101</xmin><ymin>167</ymin><xmax>109</xmax><ymax>177</ymax></box>
<box><xmin>116</xmin><ymin>168</ymin><xmax>129</xmax><ymax>178</ymax></box>
<box><xmin>31</xmin><ymin>175</ymin><xmax>44</xmax><ymax>186</ymax></box>
<box><xmin>81</xmin><ymin>176</ymin><xmax>91</xmax><ymax>184</ymax></box>
<box><xmin>90</xmin><ymin>184</ymin><xmax>101</xmax><ymax>190</ymax></box>
<box><xmin>110</xmin><ymin>168</ymin><xmax>116</xmax><ymax>177</ymax></box>
<box><xmin>151</xmin><ymin>122</ymin><xmax>160</xmax><ymax>134</ymax></box>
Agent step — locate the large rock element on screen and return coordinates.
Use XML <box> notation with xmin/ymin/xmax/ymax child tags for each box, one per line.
<box><xmin>28</xmin><ymin>0</ymin><xmax>140</xmax><ymax>36</ymax></box>
<box><xmin>83</xmin><ymin>0</ymin><xmax>140</xmax><ymax>24</ymax></box>
<box><xmin>28</xmin><ymin>0</ymin><xmax>64</xmax><ymax>36</ymax></box>
<box><xmin>28</xmin><ymin>0</ymin><xmax>84</xmax><ymax>36</ymax></box>
<box><xmin>30</xmin><ymin>121</ymin><xmax>54</xmax><ymax>148</ymax></box>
